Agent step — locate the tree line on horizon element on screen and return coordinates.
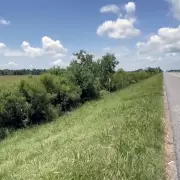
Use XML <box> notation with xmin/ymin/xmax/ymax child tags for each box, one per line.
<box><xmin>0</xmin><ymin>69</ymin><xmax>47</xmax><ymax>75</ymax></box>
<box><xmin>168</xmin><ymin>69</ymin><xmax>180</xmax><ymax>72</ymax></box>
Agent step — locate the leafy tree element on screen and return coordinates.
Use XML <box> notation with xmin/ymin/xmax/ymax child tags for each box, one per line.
<box><xmin>98</xmin><ymin>53</ymin><xmax>119</xmax><ymax>91</ymax></box>
<box><xmin>68</xmin><ymin>50</ymin><xmax>100</xmax><ymax>101</ymax></box>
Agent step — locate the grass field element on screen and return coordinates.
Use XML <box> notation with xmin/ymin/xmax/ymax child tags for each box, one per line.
<box><xmin>0</xmin><ymin>75</ymin><xmax>27</xmax><ymax>83</ymax></box>
<box><xmin>0</xmin><ymin>75</ymin><xmax>27</xmax><ymax>93</ymax></box>
<box><xmin>0</xmin><ymin>75</ymin><xmax>38</xmax><ymax>89</ymax></box>
<box><xmin>0</xmin><ymin>74</ymin><xmax>164</xmax><ymax>180</ymax></box>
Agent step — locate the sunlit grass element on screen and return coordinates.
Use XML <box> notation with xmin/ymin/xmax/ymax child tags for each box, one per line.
<box><xmin>0</xmin><ymin>75</ymin><xmax>38</xmax><ymax>91</ymax></box>
<box><xmin>0</xmin><ymin>74</ymin><xmax>164</xmax><ymax>180</ymax></box>
<box><xmin>0</xmin><ymin>75</ymin><xmax>28</xmax><ymax>83</ymax></box>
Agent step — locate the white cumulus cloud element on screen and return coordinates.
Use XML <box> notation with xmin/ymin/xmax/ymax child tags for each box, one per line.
<box><xmin>51</xmin><ymin>59</ymin><xmax>63</xmax><ymax>66</ymax></box>
<box><xmin>125</xmin><ymin>2</ymin><xmax>136</xmax><ymax>13</ymax></box>
<box><xmin>53</xmin><ymin>53</ymin><xmax>66</xmax><ymax>58</ymax></box>
<box><xmin>145</xmin><ymin>56</ymin><xmax>162</xmax><ymax>63</ymax></box>
<box><xmin>0</xmin><ymin>18</ymin><xmax>10</xmax><ymax>25</ymax></box>
<box><xmin>167</xmin><ymin>0</ymin><xmax>180</xmax><ymax>20</ymax></box>
<box><xmin>2</xmin><ymin>36</ymin><xmax>68</xmax><ymax>59</ymax></box>
<box><xmin>100</xmin><ymin>4</ymin><xmax>120</xmax><ymax>14</ymax></box>
<box><xmin>97</xmin><ymin>2</ymin><xmax>139</xmax><ymax>39</ymax></box>
<box><xmin>137</xmin><ymin>25</ymin><xmax>180</xmax><ymax>55</ymax></box>
<box><xmin>97</xmin><ymin>18</ymin><xmax>140</xmax><ymax>39</ymax></box>
<box><xmin>42</xmin><ymin>36</ymin><xmax>67</xmax><ymax>54</ymax></box>
<box><xmin>7</xmin><ymin>61</ymin><xmax>18</xmax><ymax>66</ymax></box>
<box><xmin>4</xmin><ymin>50</ymin><xmax>26</xmax><ymax>57</ymax></box>
<box><xmin>21</xmin><ymin>41</ymin><xmax>43</xmax><ymax>58</ymax></box>
<box><xmin>51</xmin><ymin>59</ymin><xmax>69</xmax><ymax>68</ymax></box>
<box><xmin>0</xmin><ymin>42</ymin><xmax>6</xmax><ymax>49</ymax></box>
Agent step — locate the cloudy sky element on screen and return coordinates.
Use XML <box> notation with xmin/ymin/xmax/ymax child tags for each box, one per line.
<box><xmin>0</xmin><ymin>0</ymin><xmax>180</xmax><ymax>70</ymax></box>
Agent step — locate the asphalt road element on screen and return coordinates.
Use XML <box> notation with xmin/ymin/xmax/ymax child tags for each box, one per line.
<box><xmin>164</xmin><ymin>73</ymin><xmax>180</xmax><ymax>180</ymax></box>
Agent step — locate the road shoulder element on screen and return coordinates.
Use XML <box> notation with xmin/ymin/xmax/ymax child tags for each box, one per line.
<box><xmin>164</xmin><ymin>84</ymin><xmax>178</xmax><ymax>180</ymax></box>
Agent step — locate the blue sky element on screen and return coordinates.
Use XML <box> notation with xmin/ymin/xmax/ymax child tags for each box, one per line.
<box><xmin>0</xmin><ymin>0</ymin><xmax>180</xmax><ymax>70</ymax></box>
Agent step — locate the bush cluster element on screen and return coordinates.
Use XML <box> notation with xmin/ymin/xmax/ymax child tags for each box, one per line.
<box><xmin>111</xmin><ymin>68</ymin><xmax>161</xmax><ymax>90</ymax></box>
<box><xmin>0</xmin><ymin>50</ymin><xmax>162</xmax><ymax>137</ymax></box>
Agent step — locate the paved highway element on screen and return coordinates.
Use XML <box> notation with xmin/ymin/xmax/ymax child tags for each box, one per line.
<box><xmin>164</xmin><ymin>73</ymin><xmax>180</xmax><ymax>179</ymax></box>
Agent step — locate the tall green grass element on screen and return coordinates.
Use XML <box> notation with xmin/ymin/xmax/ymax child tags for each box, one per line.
<box><xmin>0</xmin><ymin>74</ymin><xmax>164</xmax><ymax>180</ymax></box>
<box><xmin>0</xmin><ymin>75</ymin><xmax>36</xmax><ymax>90</ymax></box>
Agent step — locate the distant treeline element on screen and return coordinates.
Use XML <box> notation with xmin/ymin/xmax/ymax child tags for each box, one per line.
<box><xmin>135</xmin><ymin>67</ymin><xmax>162</xmax><ymax>73</ymax></box>
<box><xmin>168</xmin><ymin>69</ymin><xmax>180</xmax><ymax>72</ymax></box>
<box><xmin>0</xmin><ymin>50</ymin><xmax>162</xmax><ymax>140</ymax></box>
<box><xmin>0</xmin><ymin>67</ymin><xmax>162</xmax><ymax>76</ymax></box>
<box><xmin>0</xmin><ymin>69</ymin><xmax>47</xmax><ymax>75</ymax></box>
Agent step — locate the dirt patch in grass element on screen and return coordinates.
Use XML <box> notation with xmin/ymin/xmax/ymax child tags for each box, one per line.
<box><xmin>164</xmin><ymin>86</ymin><xmax>177</xmax><ymax>180</ymax></box>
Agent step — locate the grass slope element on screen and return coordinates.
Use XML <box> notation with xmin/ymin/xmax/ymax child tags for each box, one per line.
<box><xmin>0</xmin><ymin>74</ymin><xmax>164</xmax><ymax>180</ymax></box>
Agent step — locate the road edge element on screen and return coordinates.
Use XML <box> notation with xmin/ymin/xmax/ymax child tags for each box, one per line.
<box><xmin>164</xmin><ymin>82</ymin><xmax>178</xmax><ymax>180</ymax></box>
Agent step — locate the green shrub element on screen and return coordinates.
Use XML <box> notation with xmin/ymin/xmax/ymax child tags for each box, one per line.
<box><xmin>0</xmin><ymin>90</ymin><xmax>29</xmax><ymax>128</ymax></box>
<box><xmin>40</xmin><ymin>73</ymin><xmax>81</xmax><ymax>111</ymax></box>
<box><xmin>19</xmin><ymin>78</ymin><xmax>56</xmax><ymax>125</ymax></box>
<box><xmin>111</xmin><ymin>70</ymin><xmax>158</xmax><ymax>91</ymax></box>
<box><xmin>0</xmin><ymin>128</ymin><xmax>7</xmax><ymax>141</ymax></box>
<box><xmin>112</xmin><ymin>72</ymin><xmax>130</xmax><ymax>90</ymax></box>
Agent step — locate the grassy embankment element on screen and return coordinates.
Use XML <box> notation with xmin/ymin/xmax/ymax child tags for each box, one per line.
<box><xmin>0</xmin><ymin>74</ymin><xmax>164</xmax><ymax>180</ymax></box>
